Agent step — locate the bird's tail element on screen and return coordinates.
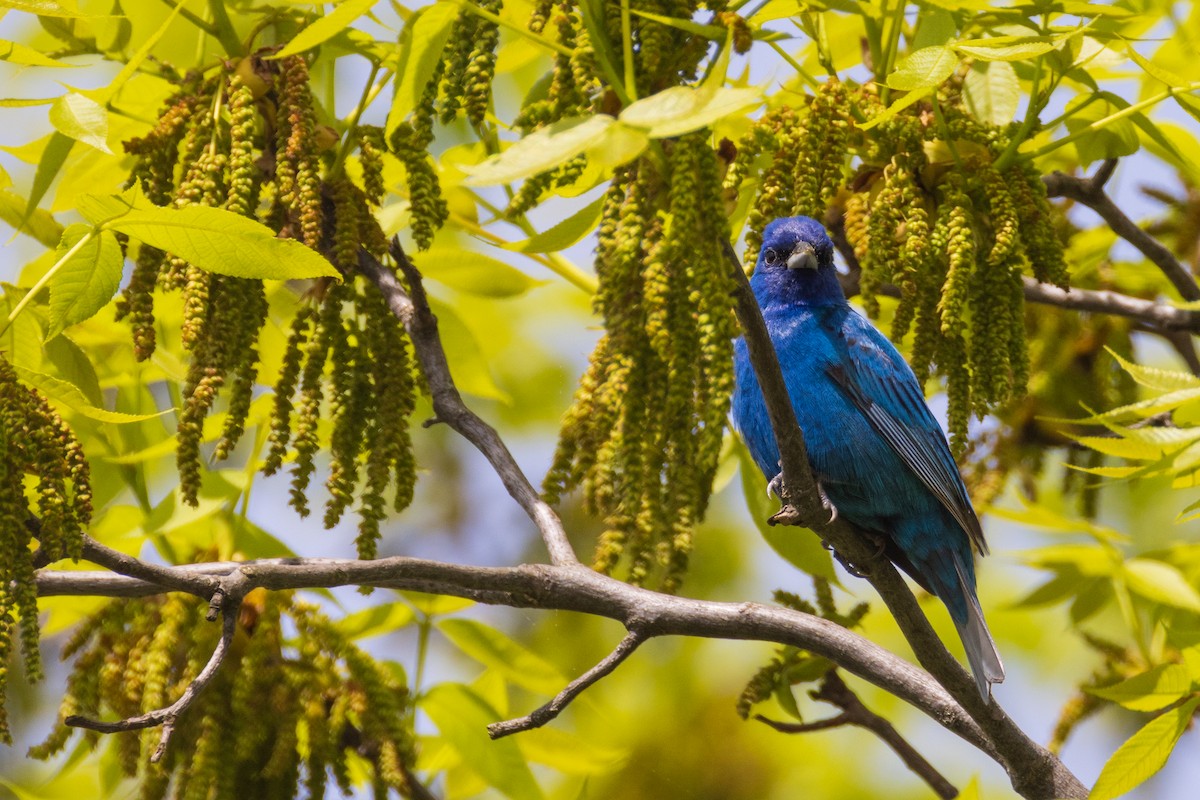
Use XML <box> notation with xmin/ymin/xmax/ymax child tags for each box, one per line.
<box><xmin>950</xmin><ymin>554</ymin><xmax>1005</xmax><ymax>701</ymax></box>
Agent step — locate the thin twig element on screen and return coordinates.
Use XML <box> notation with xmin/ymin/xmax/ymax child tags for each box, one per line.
<box><xmin>1020</xmin><ymin>278</ymin><xmax>1200</xmax><ymax>331</ymax></box>
<box><xmin>357</xmin><ymin>244</ymin><xmax>579</xmax><ymax>567</ymax></box>
<box><xmin>65</xmin><ymin>591</ymin><xmax>242</xmax><ymax>763</ymax></box>
<box><xmin>1043</xmin><ymin>160</ymin><xmax>1200</xmax><ymax>302</ymax></box>
<box><xmin>758</xmin><ymin>671</ymin><xmax>958</xmax><ymax>799</ymax></box>
<box><xmin>488</xmin><ymin>629</ymin><xmax>648</xmax><ymax>738</ymax></box>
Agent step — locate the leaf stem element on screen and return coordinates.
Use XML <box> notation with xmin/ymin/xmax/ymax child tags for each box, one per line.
<box><xmin>1</xmin><ymin>229</ymin><xmax>96</xmax><ymax>337</ymax></box>
<box><xmin>768</xmin><ymin>40</ymin><xmax>820</xmax><ymax>90</ymax></box>
<box><xmin>1025</xmin><ymin>82</ymin><xmax>1200</xmax><ymax>163</ymax></box>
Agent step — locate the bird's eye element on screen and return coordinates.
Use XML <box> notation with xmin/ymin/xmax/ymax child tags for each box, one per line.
<box><xmin>763</xmin><ymin>249</ymin><xmax>779</xmax><ymax>265</ymax></box>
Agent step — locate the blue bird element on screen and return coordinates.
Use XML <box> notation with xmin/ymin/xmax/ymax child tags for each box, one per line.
<box><xmin>731</xmin><ymin>216</ymin><xmax>1004</xmax><ymax>699</ymax></box>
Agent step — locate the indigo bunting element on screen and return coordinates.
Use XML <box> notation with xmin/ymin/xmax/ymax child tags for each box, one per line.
<box><xmin>731</xmin><ymin>216</ymin><xmax>1004</xmax><ymax>699</ymax></box>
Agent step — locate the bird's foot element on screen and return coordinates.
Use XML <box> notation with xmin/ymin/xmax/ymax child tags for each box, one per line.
<box><xmin>815</xmin><ymin>480</ymin><xmax>838</xmax><ymax>525</ymax></box>
<box><xmin>821</xmin><ymin>533</ymin><xmax>886</xmax><ymax>579</ymax></box>
<box><xmin>766</xmin><ymin>473</ymin><xmax>839</xmax><ymax>527</ymax></box>
<box><xmin>767</xmin><ymin>471</ymin><xmax>784</xmax><ymax>500</ymax></box>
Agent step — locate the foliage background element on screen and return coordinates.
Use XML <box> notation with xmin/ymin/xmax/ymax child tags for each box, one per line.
<box><xmin>0</xmin><ymin>0</ymin><xmax>1199</xmax><ymax>798</ymax></box>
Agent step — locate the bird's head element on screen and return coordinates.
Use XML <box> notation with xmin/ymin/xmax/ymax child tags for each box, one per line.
<box><xmin>750</xmin><ymin>216</ymin><xmax>844</xmax><ymax>307</ymax></box>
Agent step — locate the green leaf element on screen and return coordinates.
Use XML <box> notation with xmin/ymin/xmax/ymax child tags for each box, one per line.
<box><xmin>335</xmin><ymin>602</ymin><xmax>417</xmax><ymax>640</ymax></box>
<box><xmin>0</xmin><ymin>189</ymin><xmax>63</xmax><ymax>246</ymax></box>
<box><xmin>46</xmin><ymin>225</ymin><xmax>123</xmax><ymax>339</ymax></box>
<box><xmin>12</xmin><ymin>364</ymin><xmax>166</xmax><ymax>423</ymax></box>
<box><xmin>388</xmin><ymin>2</ymin><xmax>469</xmax><ymax>131</ymax></box>
<box><xmin>1090</xmin><ymin>696</ymin><xmax>1200</xmax><ymax>800</ymax></box>
<box><xmin>21</xmin><ymin>132</ymin><xmax>74</xmax><ymax>230</ymax></box>
<box><xmin>0</xmin><ymin>39</ymin><xmax>75</xmax><ymax>67</ymax></box>
<box><xmin>438</xmin><ymin>618</ymin><xmax>568</xmax><ymax>696</ymax></box>
<box><xmin>952</xmin><ymin>36</ymin><xmax>1056</xmax><ymax>62</ymax></box>
<box><xmin>49</xmin><ymin>92</ymin><xmax>111</xmax><ymax>153</ymax></box>
<box><xmin>426</xmin><ymin>298</ymin><xmax>509</xmax><ymax>401</ymax></box>
<box><xmin>516</xmin><ymin>727</ymin><xmax>628</xmax><ymax>776</ymax></box>
<box><xmin>1123</xmin><ymin>559</ymin><xmax>1200</xmax><ymax>612</ymax></box>
<box><xmin>619</xmin><ymin>85</ymin><xmax>762</xmax><ymax>139</ymax></box>
<box><xmin>887</xmin><ymin>46</ymin><xmax>959</xmax><ymax>91</ymax></box>
<box><xmin>1087</xmin><ymin>664</ymin><xmax>1197</xmax><ymax>711</ymax></box>
<box><xmin>421</xmin><ymin>684</ymin><xmax>546</xmax><ymax>800</ymax></box>
<box><xmin>464</xmin><ymin>115</ymin><xmax>616</xmax><ymax>186</ymax></box>
<box><xmin>1124</xmin><ymin>41</ymin><xmax>1189</xmax><ymax>88</ymax></box>
<box><xmin>736</xmin><ymin>443</ymin><xmax>837</xmax><ymax>581</ymax></box>
<box><xmin>1175</xmin><ymin>93</ymin><xmax>1200</xmax><ymax>126</ymax></box>
<box><xmin>84</xmin><ymin>194</ymin><xmax>338</xmax><ymax>280</ymax></box>
<box><xmin>1107</xmin><ymin>348</ymin><xmax>1200</xmax><ymax>392</ymax></box>
<box><xmin>1064</xmin><ymin>95</ymin><xmax>1139</xmax><ymax>166</ymax></box>
<box><xmin>505</xmin><ymin>194</ymin><xmax>605</xmax><ymax>253</ymax></box>
<box><xmin>911</xmin><ymin>8</ymin><xmax>956</xmax><ymax>50</ymax></box>
<box><xmin>274</xmin><ymin>0</ymin><xmax>378</xmax><ymax>58</ymax></box>
<box><xmin>0</xmin><ymin>0</ymin><xmax>98</xmax><ymax>16</ymax></box>
<box><xmin>417</xmin><ymin>248</ymin><xmax>543</xmax><ymax>297</ymax></box>
<box><xmin>963</xmin><ymin>60</ymin><xmax>1019</xmax><ymax>125</ymax></box>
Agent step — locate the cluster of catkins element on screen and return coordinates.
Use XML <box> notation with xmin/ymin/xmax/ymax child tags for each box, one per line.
<box><xmin>728</xmin><ymin>81</ymin><xmax>1069</xmax><ymax>454</ymax></box>
<box><xmin>0</xmin><ymin>356</ymin><xmax>91</xmax><ymax>741</ymax></box>
<box><xmin>114</xmin><ymin>54</ymin><xmax>418</xmax><ymax>557</ymax></box>
<box><xmin>31</xmin><ymin>591</ymin><xmax>416</xmax><ymax>799</ymax></box>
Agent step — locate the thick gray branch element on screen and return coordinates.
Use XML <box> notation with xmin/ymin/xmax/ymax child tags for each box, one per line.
<box><xmin>37</xmin><ymin>556</ymin><xmax>993</xmax><ymax>758</ymax></box>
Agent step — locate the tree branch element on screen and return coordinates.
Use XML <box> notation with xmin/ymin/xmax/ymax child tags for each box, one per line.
<box><xmin>758</xmin><ymin>670</ymin><xmax>959</xmax><ymax>800</ymax></box>
<box><xmin>1043</xmin><ymin>159</ymin><xmax>1200</xmax><ymax>302</ymax></box>
<box><xmin>488</xmin><ymin>629</ymin><xmax>648</xmax><ymax>738</ymax></box>
<box><xmin>64</xmin><ymin>589</ymin><xmax>242</xmax><ymax>764</ymax></box>
<box><xmin>723</xmin><ymin>245</ymin><xmax>1087</xmax><ymax>799</ymax></box>
<box><xmin>36</xmin><ymin>556</ymin><xmax>998</xmax><ymax>762</ymax></box>
<box><xmin>356</xmin><ymin>244</ymin><xmax>579</xmax><ymax>567</ymax></box>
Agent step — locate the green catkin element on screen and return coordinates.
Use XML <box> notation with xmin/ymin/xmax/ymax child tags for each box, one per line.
<box><xmin>1008</xmin><ymin>161</ymin><xmax>1069</xmax><ymax>286</ymax></box>
<box><xmin>0</xmin><ymin>357</ymin><xmax>91</xmax><ymax>741</ymax></box>
<box><xmin>290</xmin><ymin>286</ymin><xmax>345</xmax><ymax>517</ymax></box>
<box><xmin>264</xmin><ymin>304</ymin><xmax>317</xmax><ymax>474</ymax></box>
<box><xmin>358</xmin><ymin>125</ymin><xmax>386</xmax><ymax>205</ymax></box>
<box><xmin>463</xmin><ymin>0</ymin><xmax>502</xmax><ymax>125</ymax></box>
<box><xmin>34</xmin><ymin>594</ymin><xmax>416</xmax><ymax>798</ymax></box>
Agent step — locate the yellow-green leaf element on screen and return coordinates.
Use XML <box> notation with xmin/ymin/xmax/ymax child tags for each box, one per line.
<box><xmin>504</xmin><ymin>194</ymin><xmax>605</xmax><ymax>253</ymax></box>
<box><xmin>46</xmin><ymin>224</ymin><xmax>123</xmax><ymax>339</ymax></box>
<box><xmin>421</xmin><ymin>684</ymin><xmax>546</xmax><ymax>800</ymax></box>
<box><xmin>0</xmin><ymin>39</ymin><xmax>75</xmax><ymax>67</ymax></box>
<box><xmin>274</xmin><ymin>0</ymin><xmax>377</xmax><ymax>58</ymax></box>
<box><xmin>858</xmin><ymin>86</ymin><xmax>933</xmax><ymax>131</ymax></box>
<box><xmin>952</xmin><ymin>37</ymin><xmax>1056</xmax><ymax>62</ymax></box>
<box><xmin>1123</xmin><ymin>559</ymin><xmax>1200</xmax><ymax>612</ymax></box>
<box><xmin>619</xmin><ymin>85</ymin><xmax>762</xmax><ymax>138</ymax></box>
<box><xmin>887</xmin><ymin>46</ymin><xmax>959</xmax><ymax>91</ymax></box>
<box><xmin>1087</xmin><ymin>664</ymin><xmax>1197</xmax><ymax>711</ymax></box>
<box><xmin>438</xmin><ymin>618</ymin><xmax>568</xmax><ymax>696</ymax></box>
<box><xmin>335</xmin><ymin>603</ymin><xmax>417</xmax><ymax>640</ymax></box>
<box><xmin>963</xmin><ymin>60</ymin><xmax>1020</xmax><ymax>125</ymax></box>
<box><xmin>13</xmin><ymin>365</ymin><xmax>166</xmax><ymax>423</ymax></box>
<box><xmin>49</xmin><ymin>92</ymin><xmax>111</xmax><ymax>153</ymax></box>
<box><xmin>1090</xmin><ymin>696</ymin><xmax>1200</xmax><ymax>800</ymax></box>
<box><xmin>1108</xmin><ymin>347</ymin><xmax>1200</xmax><ymax>392</ymax></box>
<box><xmin>417</xmin><ymin>248</ymin><xmax>543</xmax><ymax>297</ymax></box>
<box><xmin>463</xmin><ymin>115</ymin><xmax>616</xmax><ymax>186</ymax></box>
<box><xmin>89</xmin><ymin>198</ymin><xmax>338</xmax><ymax>280</ymax></box>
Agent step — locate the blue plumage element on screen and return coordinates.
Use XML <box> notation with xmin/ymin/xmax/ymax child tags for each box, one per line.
<box><xmin>731</xmin><ymin>216</ymin><xmax>1004</xmax><ymax>699</ymax></box>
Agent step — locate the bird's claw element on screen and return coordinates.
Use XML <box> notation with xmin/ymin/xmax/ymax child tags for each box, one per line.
<box><xmin>816</xmin><ymin>480</ymin><xmax>838</xmax><ymax>525</ymax></box>
<box><xmin>767</xmin><ymin>472</ymin><xmax>839</xmax><ymax>526</ymax></box>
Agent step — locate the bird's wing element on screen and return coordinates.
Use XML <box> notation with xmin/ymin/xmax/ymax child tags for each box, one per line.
<box><xmin>825</xmin><ymin>315</ymin><xmax>987</xmax><ymax>555</ymax></box>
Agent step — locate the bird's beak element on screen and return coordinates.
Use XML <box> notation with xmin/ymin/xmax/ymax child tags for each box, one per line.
<box><xmin>786</xmin><ymin>241</ymin><xmax>818</xmax><ymax>270</ymax></box>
